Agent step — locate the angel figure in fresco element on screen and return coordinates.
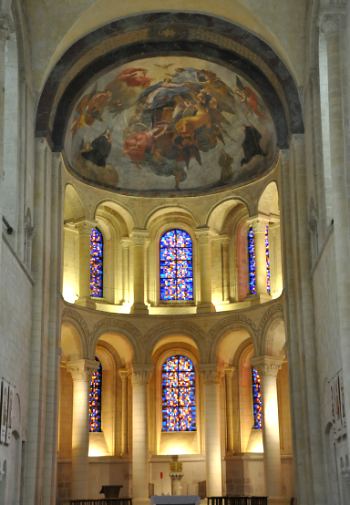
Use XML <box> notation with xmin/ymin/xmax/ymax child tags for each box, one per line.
<box><xmin>71</xmin><ymin>88</ymin><xmax>112</xmax><ymax>136</ymax></box>
<box><xmin>234</xmin><ymin>76</ymin><xmax>265</xmax><ymax>118</ymax></box>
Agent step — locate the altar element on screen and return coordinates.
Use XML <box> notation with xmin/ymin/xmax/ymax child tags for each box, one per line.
<box><xmin>151</xmin><ymin>496</ymin><xmax>201</xmax><ymax>505</ymax></box>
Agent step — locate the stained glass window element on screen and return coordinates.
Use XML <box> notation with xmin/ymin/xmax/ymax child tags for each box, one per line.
<box><xmin>265</xmin><ymin>224</ymin><xmax>271</xmax><ymax>295</ymax></box>
<box><xmin>248</xmin><ymin>225</ymin><xmax>256</xmax><ymax>295</ymax></box>
<box><xmin>162</xmin><ymin>355</ymin><xmax>196</xmax><ymax>432</ymax></box>
<box><xmin>252</xmin><ymin>367</ymin><xmax>262</xmax><ymax>430</ymax></box>
<box><xmin>89</xmin><ymin>360</ymin><xmax>102</xmax><ymax>432</ymax></box>
<box><xmin>90</xmin><ymin>227</ymin><xmax>103</xmax><ymax>298</ymax></box>
<box><xmin>160</xmin><ymin>229</ymin><xmax>193</xmax><ymax>301</ymax></box>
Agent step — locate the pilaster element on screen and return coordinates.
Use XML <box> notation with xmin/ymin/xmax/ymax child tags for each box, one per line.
<box><xmin>67</xmin><ymin>359</ymin><xmax>97</xmax><ymax>500</ymax></box>
<box><xmin>132</xmin><ymin>365</ymin><xmax>152</xmax><ymax>505</ymax></box>
<box><xmin>251</xmin><ymin>356</ymin><xmax>283</xmax><ymax>502</ymax></box>
<box><xmin>130</xmin><ymin>229</ymin><xmax>149</xmax><ymax>314</ymax></box>
<box><xmin>201</xmin><ymin>364</ymin><xmax>222</xmax><ymax>496</ymax></box>
<box><xmin>195</xmin><ymin>227</ymin><xmax>215</xmax><ymax>313</ymax></box>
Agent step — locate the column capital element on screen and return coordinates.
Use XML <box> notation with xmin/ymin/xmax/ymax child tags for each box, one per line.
<box><xmin>132</xmin><ymin>364</ymin><xmax>152</xmax><ymax>385</ymax></box>
<box><xmin>194</xmin><ymin>226</ymin><xmax>212</xmax><ymax>241</ymax></box>
<box><xmin>121</xmin><ymin>236</ymin><xmax>131</xmax><ymax>248</ymax></box>
<box><xmin>224</xmin><ymin>366</ymin><xmax>236</xmax><ymax>378</ymax></box>
<box><xmin>0</xmin><ymin>15</ymin><xmax>13</xmax><ymax>40</ymax></box>
<box><xmin>247</xmin><ymin>213</ymin><xmax>270</xmax><ymax>230</ymax></box>
<box><xmin>319</xmin><ymin>11</ymin><xmax>345</xmax><ymax>35</ymax></box>
<box><xmin>130</xmin><ymin>228</ymin><xmax>149</xmax><ymax>245</ymax></box>
<box><xmin>119</xmin><ymin>368</ymin><xmax>130</xmax><ymax>381</ymax></box>
<box><xmin>66</xmin><ymin>358</ymin><xmax>98</xmax><ymax>382</ymax></box>
<box><xmin>251</xmin><ymin>355</ymin><xmax>284</xmax><ymax>377</ymax></box>
<box><xmin>200</xmin><ymin>364</ymin><xmax>221</xmax><ymax>384</ymax></box>
<box><xmin>74</xmin><ymin>219</ymin><xmax>98</xmax><ymax>235</ymax></box>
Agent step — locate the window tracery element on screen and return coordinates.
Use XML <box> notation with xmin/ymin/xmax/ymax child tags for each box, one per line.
<box><xmin>90</xmin><ymin>227</ymin><xmax>103</xmax><ymax>298</ymax></box>
<box><xmin>160</xmin><ymin>229</ymin><xmax>193</xmax><ymax>301</ymax></box>
<box><xmin>162</xmin><ymin>354</ymin><xmax>196</xmax><ymax>432</ymax></box>
<box><xmin>89</xmin><ymin>360</ymin><xmax>102</xmax><ymax>432</ymax></box>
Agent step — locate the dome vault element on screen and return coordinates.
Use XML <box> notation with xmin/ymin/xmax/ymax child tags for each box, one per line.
<box><xmin>36</xmin><ymin>12</ymin><xmax>303</xmax><ymax>195</ymax></box>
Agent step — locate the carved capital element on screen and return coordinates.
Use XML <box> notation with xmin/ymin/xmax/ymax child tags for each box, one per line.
<box><xmin>75</xmin><ymin>219</ymin><xmax>97</xmax><ymax>235</ymax></box>
<box><xmin>195</xmin><ymin>226</ymin><xmax>211</xmax><ymax>242</ymax></box>
<box><xmin>132</xmin><ymin>364</ymin><xmax>152</xmax><ymax>385</ymax></box>
<box><xmin>251</xmin><ymin>355</ymin><xmax>283</xmax><ymax>377</ymax></box>
<box><xmin>66</xmin><ymin>358</ymin><xmax>98</xmax><ymax>382</ymax></box>
<box><xmin>319</xmin><ymin>12</ymin><xmax>345</xmax><ymax>35</ymax></box>
<box><xmin>119</xmin><ymin>368</ymin><xmax>129</xmax><ymax>381</ymax></box>
<box><xmin>200</xmin><ymin>364</ymin><xmax>220</xmax><ymax>384</ymax></box>
<box><xmin>224</xmin><ymin>366</ymin><xmax>236</xmax><ymax>379</ymax></box>
<box><xmin>131</xmin><ymin>228</ymin><xmax>149</xmax><ymax>245</ymax></box>
<box><xmin>0</xmin><ymin>15</ymin><xmax>13</xmax><ymax>41</ymax></box>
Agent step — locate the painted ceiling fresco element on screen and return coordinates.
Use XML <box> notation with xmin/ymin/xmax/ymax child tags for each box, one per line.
<box><xmin>64</xmin><ymin>56</ymin><xmax>277</xmax><ymax>194</ymax></box>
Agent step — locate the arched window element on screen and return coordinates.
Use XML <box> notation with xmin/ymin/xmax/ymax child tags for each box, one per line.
<box><xmin>160</xmin><ymin>229</ymin><xmax>193</xmax><ymax>301</ymax></box>
<box><xmin>89</xmin><ymin>360</ymin><xmax>102</xmax><ymax>432</ymax></box>
<box><xmin>247</xmin><ymin>225</ymin><xmax>256</xmax><ymax>295</ymax></box>
<box><xmin>162</xmin><ymin>355</ymin><xmax>196</xmax><ymax>431</ymax></box>
<box><xmin>252</xmin><ymin>367</ymin><xmax>262</xmax><ymax>429</ymax></box>
<box><xmin>90</xmin><ymin>227</ymin><xmax>103</xmax><ymax>298</ymax></box>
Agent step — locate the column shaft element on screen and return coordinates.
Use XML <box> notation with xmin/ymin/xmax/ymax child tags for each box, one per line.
<box><xmin>252</xmin><ymin>356</ymin><xmax>283</xmax><ymax>501</ymax></box>
<box><xmin>67</xmin><ymin>359</ymin><xmax>97</xmax><ymax>500</ymax></box>
<box><xmin>131</xmin><ymin>230</ymin><xmax>148</xmax><ymax>314</ymax></box>
<box><xmin>202</xmin><ymin>365</ymin><xmax>222</xmax><ymax>496</ymax></box>
<box><xmin>132</xmin><ymin>367</ymin><xmax>151</xmax><ymax>505</ymax></box>
<box><xmin>196</xmin><ymin>228</ymin><xmax>215</xmax><ymax>312</ymax></box>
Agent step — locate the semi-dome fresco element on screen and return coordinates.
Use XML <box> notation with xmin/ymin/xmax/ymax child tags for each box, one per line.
<box><xmin>65</xmin><ymin>56</ymin><xmax>277</xmax><ymax>194</ymax></box>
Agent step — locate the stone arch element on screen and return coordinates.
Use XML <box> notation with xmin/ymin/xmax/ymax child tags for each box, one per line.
<box><xmin>257</xmin><ymin>180</ymin><xmax>280</xmax><ymax>217</ymax></box>
<box><xmin>94</xmin><ymin>200</ymin><xmax>135</xmax><ymax>235</ymax></box>
<box><xmin>64</xmin><ymin>183</ymin><xmax>85</xmax><ymax>222</ymax></box>
<box><xmin>89</xmin><ymin>317</ymin><xmax>142</xmax><ymax>363</ymax></box>
<box><xmin>208</xmin><ymin>314</ymin><xmax>257</xmax><ymax>362</ymax></box>
<box><xmin>258</xmin><ymin>303</ymin><xmax>285</xmax><ymax>356</ymax></box>
<box><xmin>207</xmin><ymin>197</ymin><xmax>249</xmax><ymax>234</ymax></box>
<box><xmin>145</xmin><ymin>206</ymin><xmax>199</xmax><ymax>231</ymax></box>
<box><xmin>143</xmin><ymin>321</ymin><xmax>207</xmax><ymax>361</ymax></box>
<box><xmin>61</xmin><ymin>308</ymin><xmax>89</xmax><ymax>359</ymax></box>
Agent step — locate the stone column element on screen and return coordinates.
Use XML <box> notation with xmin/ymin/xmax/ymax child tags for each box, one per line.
<box><xmin>196</xmin><ymin>227</ymin><xmax>215</xmax><ymax>313</ymax></box>
<box><xmin>201</xmin><ymin>364</ymin><xmax>222</xmax><ymax>496</ymax></box>
<box><xmin>0</xmin><ymin>15</ymin><xmax>11</xmax><ymax>181</ymax></box>
<box><xmin>121</xmin><ymin>237</ymin><xmax>131</xmax><ymax>306</ymax></box>
<box><xmin>251</xmin><ymin>356</ymin><xmax>284</xmax><ymax>503</ymax></box>
<box><xmin>320</xmin><ymin>9</ymin><xmax>350</xmax><ymax>461</ymax></box>
<box><xmin>269</xmin><ymin>220</ymin><xmax>282</xmax><ymax>297</ymax></box>
<box><xmin>67</xmin><ymin>359</ymin><xmax>97</xmax><ymax>500</ymax></box>
<box><xmin>224</xmin><ymin>367</ymin><xmax>234</xmax><ymax>453</ymax></box>
<box><xmin>132</xmin><ymin>365</ymin><xmax>151</xmax><ymax>505</ymax></box>
<box><xmin>119</xmin><ymin>369</ymin><xmax>129</xmax><ymax>456</ymax></box>
<box><xmin>130</xmin><ymin>229</ymin><xmax>148</xmax><ymax>314</ymax></box>
<box><xmin>247</xmin><ymin>215</ymin><xmax>271</xmax><ymax>301</ymax></box>
<box><xmin>75</xmin><ymin>219</ymin><xmax>97</xmax><ymax>307</ymax></box>
<box><xmin>220</xmin><ymin>235</ymin><xmax>231</xmax><ymax>303</ymax></box>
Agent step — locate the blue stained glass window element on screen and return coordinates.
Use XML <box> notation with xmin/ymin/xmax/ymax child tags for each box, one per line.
<box><xmin>265</xmin><ymin>225</ymin><xmax>271</xmax><ymax>295</ymax></box>
<box><xmin>160</xmin><ymin>229</ymin><xmax>193</xmax><ymax>301</ymax></box>
<box><xmin>89</xmin><ymin>360</ymin><xmax>102</xmax><ymax>432</ymax></box>
<box><xmin>248</xmin><ymin>225</ymin><xmax>256</xmax><ymax>295</ymax></box>
<box><xmin>252</xmin><ymin>367</ymin><xmax>262</xmax><ymax>430</ymax></box>
<box><xmin>162</xmin><ymin>355</ymin><xmax>196</xmax><ymax>431</ymax></box>
<box><xmin>90</xmin><ymin>227</ymin><xmax>103</xmax><ymax>298</ymax></box>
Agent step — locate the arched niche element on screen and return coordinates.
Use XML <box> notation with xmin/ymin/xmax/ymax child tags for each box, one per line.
<box><xmin>150</xmin><ymin>334</ymin><xmax>201</xmax><ymax>456</ymax></box>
